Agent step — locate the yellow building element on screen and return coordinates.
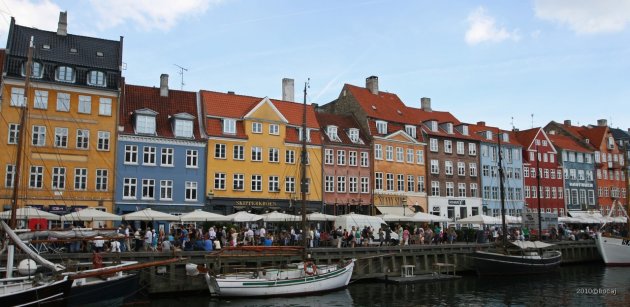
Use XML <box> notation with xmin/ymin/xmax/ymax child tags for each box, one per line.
<box><xmin>200</xmin><ymin>86</ymin><xmax>323</xmax><ymax>214</ymax></box>
<box><xmin>0</xmin><ymin>14</ymin><xmax>122</xmax><ymax>223</ymax></box>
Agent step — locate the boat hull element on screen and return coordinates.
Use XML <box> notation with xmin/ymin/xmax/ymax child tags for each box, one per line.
<box><xmin>205</xmin><ymin>260</ymin><xmax>355</xmax><ymax>297</ymax></box>
<box><xmin>0</xmin><ymin>275</ymin><xmax>73</xmax><ymax>307</ymax></box>
<box><xmin>595</xmin><ymin>233</ymin><xmax>630</xmax><ymax>266</ymax></box>
<box><xmin>470</xmin><ymin>250</ymin><xmax>562</xmax><ymax>276</ymax></box>
<box><xmin>68</xmin><ymin>273</ymin><xmax>139</xmax><ymax>306</ymax></box>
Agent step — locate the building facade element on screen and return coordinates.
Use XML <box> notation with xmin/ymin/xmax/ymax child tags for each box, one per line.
<box><xmin>0</xmin><ymin>14</ymin><xmax>122</xmax><ymax>220</ymax></box>
<box><xmin>114</xmin><ymin>76</ymin><xmax>207</xmax><ymax>216</ymax></box>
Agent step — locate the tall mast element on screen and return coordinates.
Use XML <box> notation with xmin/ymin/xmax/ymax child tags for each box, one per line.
<box><xmin>10</xmin><ymin>36</ymin><xmax>34</xmax><ymax>229</ymax></box>
<box><xmin>497</xmin><ymin>129</ymin><xmax>507</xmax><ymax>248</ymax></box>
<box><xmin>301</xmin><ymin>79</ymin><xmax>309</xmax><ymax>257</ymax></box>
<box><xmin>535</xmin><ymin>141</ymin><xmax>543</xmax><ymax>240</ymax></box>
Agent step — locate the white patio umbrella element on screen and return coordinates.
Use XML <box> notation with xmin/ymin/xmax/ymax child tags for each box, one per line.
<box><xmin>306</xmin><ymin>212</ymin><xmax>337</xmax><ymax>222</ymax></box>
<box><xmin>409</xmin><ymin>212</ymin><xmax>450</xmax><ymax>223</ymax></box>
<box><xmin>122</xmin><ymin>208</ymin><xmax>179</xmax><ymax>221</ymax></box>
<box><xmin>261</xmin><ymin>211</ymin><xmax>301</xmax><ymax>222</ymax></box>
<box><xmin>456</xmin><ymin>214</ymin><xmax>501</xmax><ymax>224</ymax></box>
<box><xmin>504</xmin><ymin>215</ymin><xmax>522</xmax><ymax>224</ymax></box>
<box><xmin>180</xmin><ymin>209</ymin><xmax>229</xmax><ymax>222</ymax></box>
<box><xmin>0</xmin><ymin>207</ymin><xmax>60</xmax><ymax>221</ymax></box>
<box><xmin>377</xmin><ymin>214</ymin><xmax>412</xmax><ymax>222</ymax></box>
<box><xmin>61</xmin><ymin>208</ymin><xmax>122</xmax><ymax>222</ymax></box>
<box><xmin>226</xmin><ymin>211</ymin><xmax>263</xmax><ymax>222</ymax></box>
<box><xmin>334</xmin><ymin>212</ymin><xmax>386</xmax><ymax>229</ymax></box>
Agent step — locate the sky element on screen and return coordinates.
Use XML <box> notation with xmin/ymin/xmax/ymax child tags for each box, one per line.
<box><xmin>1</xmin><ymin>0</ymin><xmax>629</xmax><ymax>131</ymax></box>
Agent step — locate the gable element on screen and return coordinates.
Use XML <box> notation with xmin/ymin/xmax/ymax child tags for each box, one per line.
<box><xmin>381</xmin><ymin>130</ymin><xmax>419</xmax><ymax>144</ymax></box>
<box><xmin>244</xmin><ymin>97</ymin><xmax>289</xmax><ymax>123</ymax></box>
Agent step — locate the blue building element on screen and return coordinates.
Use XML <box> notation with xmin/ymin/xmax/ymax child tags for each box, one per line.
<box><xmin>115</xmin><ymin>75</ymin><xmax>207</xmax><ymax>220</ymax></box>
<box><xmin>471</xmin><ymin>123</ymin><xmax>525</xmax><ymax>217</ymax></box>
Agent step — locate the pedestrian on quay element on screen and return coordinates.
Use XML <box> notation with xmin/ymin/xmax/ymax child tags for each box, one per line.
<box><xmin>144</xmin><ymin>227</ymin><xmax>153</xmax><ymax>251</ymax></box>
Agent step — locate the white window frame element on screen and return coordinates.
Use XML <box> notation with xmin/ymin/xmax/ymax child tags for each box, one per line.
<box><xmin>54</xmin><ymin>127</ymin><xmax>68</xmax><ymax>148</ymax></box>
<box><xmin>99</xmin><ymin>98</ymin><xmax>112</xmax><ymax>116</ymax></box>
<box><xmin>269</xmin><ymin>124</ymin><xmax>280</xmax><ymax>135</ymax></box>
<box><xmin>78</xmin><ymin>95</ymin><xmax>91</xmax><ymax>114</ymax></box>
<box><xmin>8</xmin><ymin>124</ymin><xmax>20</xmax><ymax>144</ymax></box>
<box><xmin>56</xmin><ymin>92</ymin><xmax>70</xmax><ymax>112</ymax></box>
<box><xmin>125</xmin><ymin>145</ymin><xmax>138</xmax><ymax>164</ymax></box>
<box><xmin>160</xmin><ymin>180</ymin><xmax>173</xmax><ymax>200</ymax></box>
<box><xmin>142</xmin><ymin>179</ymin><xmax>156</xmax><ymax>200</ymax></box>
<box><xmin>161</xmin><ymin>148</ymin><xmax>174</xmax><ymax>166</ymax></box>
<box><xmin>74</xmin><ymin>168</ymin><xmax>87</xmax><ymax>191</ymax></box>
<box><xmin>186</xmin><ymin>150</ymin><xmax>199</xmax><ymax>168</ymax></box>
<box><xmin>185</xmin><ymin>181</ymin><xmax>198</xmax><ymax>201</ymax></box>
<box><xmin>97</xmin><ymin>131</ymin><xmax>110</xmax><ymax>151</ymax></box>
<box><xmin>123</xmin><ymin>178</ymin><xmax>137</xmax><ymax>199</ymax></box>
<box><xmin>10</xmin><ymin>87</ymin><xmax>26</xmax><ymax>107</ymax></box>
<box><xmin>34</xmin><ymin>90</ymin><xmax>48</xmax><ymax>109</ymax></box>
<box><xmin>223</xmin><ymin>119</ymin><xmax>236</xmax><ymax>134</ymax></box>
<box><xmin>360</xmin><ymin>152</ymin><xmax>369</xmax><ymax>167</ymax></box>
<box><xmin>252</xmin><ymin>122</ymin><xmax>263</xmax><ymax>133</ymax></box>
<box><xmin>32</xmin><ymin>125</ymin><xmax>46</xmax><ymax>146</ymax></box>
<box><xmin>76</xmin><ymin>129</ymin><xmax>89</xmax><ymax>149</ymax></box>
<box><xmin>233</xmin><ymin>145</ymin><xmax>244</xmax><ymax>160</ymax></box>
<box><xmin>143</xmin><ymin>146</ymin><xmax>157</xmax><ymax>165</ymax></box>
<box><xmin>96</xmin><ymin>169</ymin><xmax>108</xmax><ymax>191</ymax></box>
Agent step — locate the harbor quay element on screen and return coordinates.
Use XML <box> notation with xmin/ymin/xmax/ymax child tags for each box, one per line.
<box><xmin>1</xmin><ymin>240</ymin><xmax>599</xmax><ymax>295</ymax></box>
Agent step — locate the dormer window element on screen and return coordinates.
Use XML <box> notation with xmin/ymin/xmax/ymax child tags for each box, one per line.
<box><xmin>427</xmin><ymin>121</ymin><xmax>438</xmax><ymax>132</ymax></box>
<box><xmin>87</xmin><ymin>71</ymin><xmax>106</xmax><ymax>87</ymax></box>
<box><xmin>376</xmin><ymin>121</ymin><xmax>388</xmax><ymax>134</ymax></box>
<box><xmin>348</xmin><ymin>128</ymin><xmax>362</xmax><ymax>144</ymax></box>
<box><xmin>502</xmin><ymin>133</ymin><xmax>509</xmax><ymax>142</ymax></box>
<box><xmin>298</xmin><ymin>127</ymin><xmax>311</xmax><ymax>142</ymax></box>
<box><xmin>21</xmin><ymin>61</ymin><xmax>43</xmax><ymax>78</ymax></box>
<box><xmin>223</xmin><ymin>119</ymin><xmax>236</xmax><ymax>134</ymax></box>
<box><xmin>55</xmin><ymin>66</ymin><xmax>75</xmax><ymax>83</ymax></box>
<box><xmin>461</xmin><ymin>125</ymin><xmax>469</xmax><ymax>135</ymax></box>
<box><xmin>405</xmin><ymin>125</ymin><xmax>417</xmax><ymax>138</ymax></box>
<box><xmin>327</xmin><ymin>125</ymin><xmax>341</xmax><ymax>142</ymax></box>
<box><xmin>136</xmin><ymin>115</ymin><xmax>156</xmax><ymax>134</ymax></box>
<box><xmin>175</xmin><ymin>119</ymin><xmax>194</xmax><ymax>138</ymax></box>
<box><xmin>608</xmin><ymin>137</ymin><xmax>615</xmax><ymax>149</ymax></box>
<box><xmin>485</xmin><ymin>131</ymin><xmax>492</xmax><ymax>140</ymax></box>
<box><xmin>445</xmin><ymin>123</ymin><xmax>453</xmax><ymax>134</ymax></box>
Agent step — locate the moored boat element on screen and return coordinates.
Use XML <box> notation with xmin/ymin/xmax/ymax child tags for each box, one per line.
<box><xmin>595</xmin><ymin>200</ymin><xmax>630</xmax><ymax>266</ymax></box>
<box><xmin>470</xmin><ymin>241</ymin><xmax>562</xmax><ymax>276</ymax></box>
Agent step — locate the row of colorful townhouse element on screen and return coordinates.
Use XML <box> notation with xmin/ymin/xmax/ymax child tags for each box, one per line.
<box><xmin>0</xmin><ymin>14</ymin><xmax>627</xmax><ymax>224</ymax></box>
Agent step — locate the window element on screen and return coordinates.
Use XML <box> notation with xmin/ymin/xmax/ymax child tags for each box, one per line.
<box><xmin>251</xmin><ymin>147</ymin><xmax>262</xmax><ymax>161</ymax></box>
<box><xmin>185</xmin><ymin>181</ymin><xmax>198</xmax><ymax>201</ymax></box>
<box><xmin>397</xmin><ymin>174</ymin><xmax>405</xmax><ymax>191</ymax></box>
<box><xmin>87</xmin><ymin>71</ymin><xmax>106</xmax><ymax>86</ymax></box>
<box><xmin>186</xmin><ymin>150</ymin><xmax>198</xmax><ymax>167</ymax></box>
<box><xmin>337</xmin><ymin>176</ymin><xmax>346</xmax><ymax>193</ymax></box>
<box><xmin>327</xmin><ymin>126</ymin><xmax>340</xmax><ymax>141</ymax></box>
<box><xmin>457</xmin><ymin>142</ymin><xmax>465</xmax><ymax>155</ymax></box>
<box><xmin>233</xmin><ymin>145</ymin><xmax>244</xmax><ymax>160</ymax></box>
<box><xmin>78</xmin><ymin>95</ymin><xmax>91</xmax><ymax>114</ymax></box>
<box><xmin>34</xmin><ymin>90</ymin><xmax>48</xmax><ymax>109</ymax></box>
<box><xmin>233</xmin><ymin>174</ymin><xmax>244</xmax><ymax>190</ymax></box>
<box><xmin>252</xmin><ymin>122</ymin><xmax>262</xmax><ymax>133</ymax></box>
<box><xmin>337</xmin><ymin>150</ymin><xmax>346</xmax><ymax>165</ymax></box>
<box><xmin>386</xmin><ymin>146</ymin><xmax>393</xmax><ymax>161</ymax></box>
<box><xmin>386</xmin><ymin>173</ymin><xmax>394</xmax><ymax>191</ymax></box>
<box><xmin>5</xmin><ymin>165</ymin><xmax>15</xmax><ymax>188</ymax></box>
<box><xmin>469</xmin><ymin>163</ymin><xmax>477</xmax><ymax>177</ymax></box>
<box><xmin>74</xmin><ymin>168</ymin><xmax>87</xmax><ymax>190</ymax></box>
<box><xmin>445</xmin><ymin>161</ymin><xmax>453</xmax><ymax>175</ymax></box>
<box><xmin>492</xmin><ymin>187</ymin><xmax>499</xmax><ymax>200</ymax></box>
<box><xmin>405</xmin><ymin>125</ymin><xmax>417</xmax><ymax>138</ymax></box>
<box><xmin>407</xmin><ymin>175</ymin><xmax>415</xmax><ymax>192</ymax></box>
<box><xmin>430</xmin><ymin>139</ymin><xmax>438</xmax><ymax>152</ymax></box>
<box><xmin>269</xmin><ymin>148</ymin><xmax>279</xmax><ymax>163</ymax></box>
<box><xmin>123</xmin><ymin>178</ymin><xmax>137</xmax><ymax>199</ymax></box>
<box><xmin>349</xmin><ymin>128</ymin><xmax>360</xmax><ymax>143</ymax></box>
<box><xmin>417</xmin><ymin>150</ymin><xmax>424</xmax><ymax>164</ymax></box>
<box><xmin>99</xmin><ymin>98</ymin><xmax>112</xmax><ymax>116</ymax></box>
<box><xmin>301</xmin><ymin>178</ymin><xmax>310</xmax><ymax>194</ymax></box>
<box><xmin>161</xmin><ymin>148</ymin><xmax>174</xmax><ymax>166</ymax></box>
<box><xmin>396</xmin><ymin>147</ymin><xmax>404</xmax><ymax>162</ymax></box>
<box><xmin>160</xmin><ymin>180</ymin><xmax>173</xmax><ymax>200</ymax></box>
<box><xmin>458</xmin><ymin>162</ymin><xmax>466</xmax><ymax>176</ymax></box>
<box><xmin>96</xmin><ymin>169</ymin><xmax>108</xmax><ymax>191</ymax></box>
<box><xmin>468</xmin><ymin>143</ymin><xmax>477</xmax><ymax>156</ymax></box>
<box><xmin>514</xmin><ymin>168</ymin><xmax>521</xmax><ymax>179</ymax></box>
<box><xmin>143</xmin><ymin>146</ymin><xmax>156</xmax><ymax>165</ymax></box>
<box><xmin>444</xmin><ymin>140</ymin><xmax>453</xmax><ymax>153</ymax></box>
<box><xmin>349</xmin><ymin>151</ymin><xmax>357</xmax><ymax>166</ymax></box>
<box><xmin>361</xmin><ymin>177</ymin><xmax>369</xmax><ymax>193</ymax></box>
<box><xmin>10</xmin><ymin>87</ymin><xmax>26</xmax><ymax>107</ymax></box>
<box><xmin>418</xmin><ymin>176</ymin><xmax>425</xmax><ymax>193</ymax></box>
<box><xmin>458</xmin><ymin>183</ymin><xmax>466</xmax><ymax>197</ymax></box>
<box><xmin>269</xmin><ymin>176</ymin><xmax>280</xmax><ymax>192</ymax></box>
<box><xmin>124</xmin><ymin>145</ymin><xmax>138</xmax><ymax>164</ymax></box>
<box><xmin>325</xmin><ymin>176</ymin><xmax>335</xmax><ymax>192</ymax></box>
<box><xmin>376</xmin><ymin>121</ymin><xmax>387</xmax><ymax>134</ymax></box>
<box><xmin>53</xmin><ymin>127</ymin><xmax>68</xmax><ymax>148</ymax></box>
<box><xmin>430</xmin><ymin>160</ymin><xmax>439</xmax><ymax>174</ymax></box>
<box><xmin>215</xmin><ymin>144</ymin><xmax>226</xmax><ymax>159</ymax></box>
<box><xmin>285</xmin><ymin>150</ymin><xmax>295</xmax><ymax>164</ymax></box>
<box><xmin>214</xmin><ymin>173</ymin><xmax>226</xmax><ymax>190</ymax></box>
<box><xmin>223</xmin><ymin>119</ymin><xmax>236</xmax><ymax>134</ymax></box>
<box><xmin>251</xmin><ymin>175</ymin><xmax>262</xmax><ymax>191</ymax></box>
<box><xmin>406</xmin><ymin>149</ymin><xmax>414</xmax><ymax>163</ymax></box>
<box><xmin>31</xmin><ymin>126</ymin><xmax>46</xmax><ymax>146</ymax></box>
<box><xmin>431</xmin><ymin>181</ymin><xmax>440</xmax><ymax>196</ymax></box>
<box><xmin>298</xmin><ymin>127</ymin><xmax>311</xmax><ymax>142</ymax></box>
<box><xmin>142</xmin><ymin>179</ymin><xmax>155</xmax><ymax>199</ymax></box>
<box><xmin>361</xmin><ymin>152</ymin><xmax>369</xmax><ymax>167</ymax></box>
<box><xmin>29</xmin><ymin>166</ymin><xmax>43</xmax><ymax>188</ymax></box>
<box><xmin>75</xmin><ymin>129</ymin><xmax>89</xmax><ymax>149</ymax></box>
<box><xmin>8</xmin><ymin>124</ymin><xmax>20</xmax><ymax>144</ymax></box>
<box><xmin>51</xmin><ymin>167</ymin><xmax>66</xmax><ymax>190</ymax></box>
<box><xmin>175</xmin><ymin>120</ymin><xmax>193</xmax><ymax>138</ymax></box>
<box><xmin>55</xmin><ymin>66</ymin><xmax>75</xmax><ymax>82</ymax></box>
<box><xmin>349</xmin><ymin>177</ymin><xmax>358</xmax><ymax>193</ymax></box>
<box><xmin>470</xmin><ymin>183</ymin><xmax>478</xmax><ymax>197</ymax></box>
<box><xmin>269</xmin><ymin>124</ymin><xmax>279</xmax><ymax>135</ymax></box>
<box><xmin>375</xmin><ymin>172</ymin><xmax>383</xmax><ymax>190</ymax></box>
<box><xmin>22</xmin><ymin>61</ymin><xmax>43</xmax><ymax>78</ymax></box>
<box><xmin>375</xmin><ymin>144</ymin><xmax>383</xmax><ymax>160</ymax></box>
<box><xmin>136</xmin><ymin>115</ymin><xmax>156</xmax><ymax>134</ymax></box>
<box><xmin>97</xmin><ymin>131</ymin><xmax>110</xmax><ymax>151</ymax></box>
<box><xmin>285</xmin><ymin>176</ymin><xmax>295</xmax><ymax>193</ymax></box>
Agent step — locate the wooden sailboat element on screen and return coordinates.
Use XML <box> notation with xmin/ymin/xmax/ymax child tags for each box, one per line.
<box><xmin>469</xmin><ymin>130</ymin><xmax>562</xmax><ymax>276</ymax></box>
<box><xmin>204</xmin><ymin>80</ymin><xmax>355</xmax><ymax>297</ymax></box>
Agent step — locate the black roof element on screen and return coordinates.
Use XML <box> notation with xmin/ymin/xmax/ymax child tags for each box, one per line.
<box><xmin>609</xmin><ymin>127</ymin><xmax>630</xmax><ymax>141</ymax></box>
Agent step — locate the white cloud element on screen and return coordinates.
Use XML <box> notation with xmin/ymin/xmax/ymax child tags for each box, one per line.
<box><xmin>465</xmin><ymin>6</ymin><xmax>520</xmax><ymax>45</ymax></box>
<box><xmin>0</xmin><ymin>0</ymin><xmax>62</xmax><ymax>37</ymax></box>
<box><xmin>89</xmin><ymin>0</ymin><xmax>222</xmax><ymax>31</ymax></box>
<box><xmin>534</xmin><ymin>0</ymin><xmax>630</xmax><ymax>34</ymax></box>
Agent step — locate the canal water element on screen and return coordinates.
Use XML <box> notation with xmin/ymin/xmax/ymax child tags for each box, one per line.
<box><xmin>147</xmin><ymin>264</ymin><xmax>629</xmax><ymax>306</ymax></box>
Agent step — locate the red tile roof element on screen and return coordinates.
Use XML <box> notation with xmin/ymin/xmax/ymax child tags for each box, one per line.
<box><xmin>120</xmin><ymin>84</ymin><xmax>202</xmax><ymax>140</ymax></box>
<box><xmin>315</xmin><ymin>112</ymin><xmax>369</xmax><ymax>147</ymax></box>
<box><xmin>468</xmin><ymin>123</ymin><xmax>520</xmax><ymax>146</ymax></box>
<box><xmin>512</xmin><ymin>128</ymin><xmax>541</xmax><ymax>149</ymax></box>
<box><xmin>344</xmin><ymin>84</ymin><xmax>417</xmax><ymax>125</ymax></box>
<box><xmin>547</xmin><ymin>133</ymin><xmax>594</xmax><ymax>153</ymax></box>
<box><xmin>551</xmin><ymin>123</ymin><xmax>608</xmax><ymax>149</ymax></box>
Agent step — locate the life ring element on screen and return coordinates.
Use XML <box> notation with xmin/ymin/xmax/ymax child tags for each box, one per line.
<box><xmin>304</xmin><ymin>261</ymin><xmax>317</xmax><ymax>276</ymax></box>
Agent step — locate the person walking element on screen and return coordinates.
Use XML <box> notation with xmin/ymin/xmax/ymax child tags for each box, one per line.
<box><xmin>144</xmin><ymin>227</ymin><xmax>153</xmax><ymax>251</ymax></box>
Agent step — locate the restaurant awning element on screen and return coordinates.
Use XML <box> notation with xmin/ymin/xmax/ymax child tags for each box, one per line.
<box><xmin>376</xmin><ymin>206</ymin><xmax>415</xmax><ymax>217</ymax></box>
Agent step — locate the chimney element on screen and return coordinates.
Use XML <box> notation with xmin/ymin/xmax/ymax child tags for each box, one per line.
<box><xmin>282</xmin><ymin>78</ymin><xmax>294</xmax><ymax>102</ymax></box>
<box><xmin>366</xmin><ymin>76</ymin><xmax>379</xmax><ymax>95</ymax></box>
<box><xmin>160</xmin><ymin>74</ymin><xmax>169</xmax><ymax>97</ymax></box>
<box><xmin>597</xmin><ymin>119</ymin><xmax>607</xmax><ymax>127</ymax></box>
<box><xmin>57</xmin><ymin>11</ymin><xmax>68</xmax><ymax>36</ymax></box>
<box><xmin>421</xmin><ymin>97</ymin><xmax>432</xmax><ymax>112</ymax></box>
<box><xmin>564</xmin><ymin>120</ymin><xmax>571</xmax><ymax>126</ymax></box>
<box><xmin>477</xmin><ymin>121</ymin><xmax>485</xmax><ymax>127</ymax></box>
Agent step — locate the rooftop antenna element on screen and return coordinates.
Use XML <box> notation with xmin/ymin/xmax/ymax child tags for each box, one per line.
<box><xmin>174</xmin><ymin>64</ymin><xmax>188</xmax><ymax>90</ymax></box>
<box><xmin>531</xmin><ymin>114</ymin><xmax>534</xmax><ymax>128</ymax></box>
<box><xmin>510</xmin><ymin>116</ymin><xmax>515</xmax><ymax>130</ymax></box>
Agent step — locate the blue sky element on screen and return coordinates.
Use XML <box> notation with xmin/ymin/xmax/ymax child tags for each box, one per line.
<box><xmin>2</xmin><ymin>0</ymin><xmax>629</xmax><ymax>131</ymax></box>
